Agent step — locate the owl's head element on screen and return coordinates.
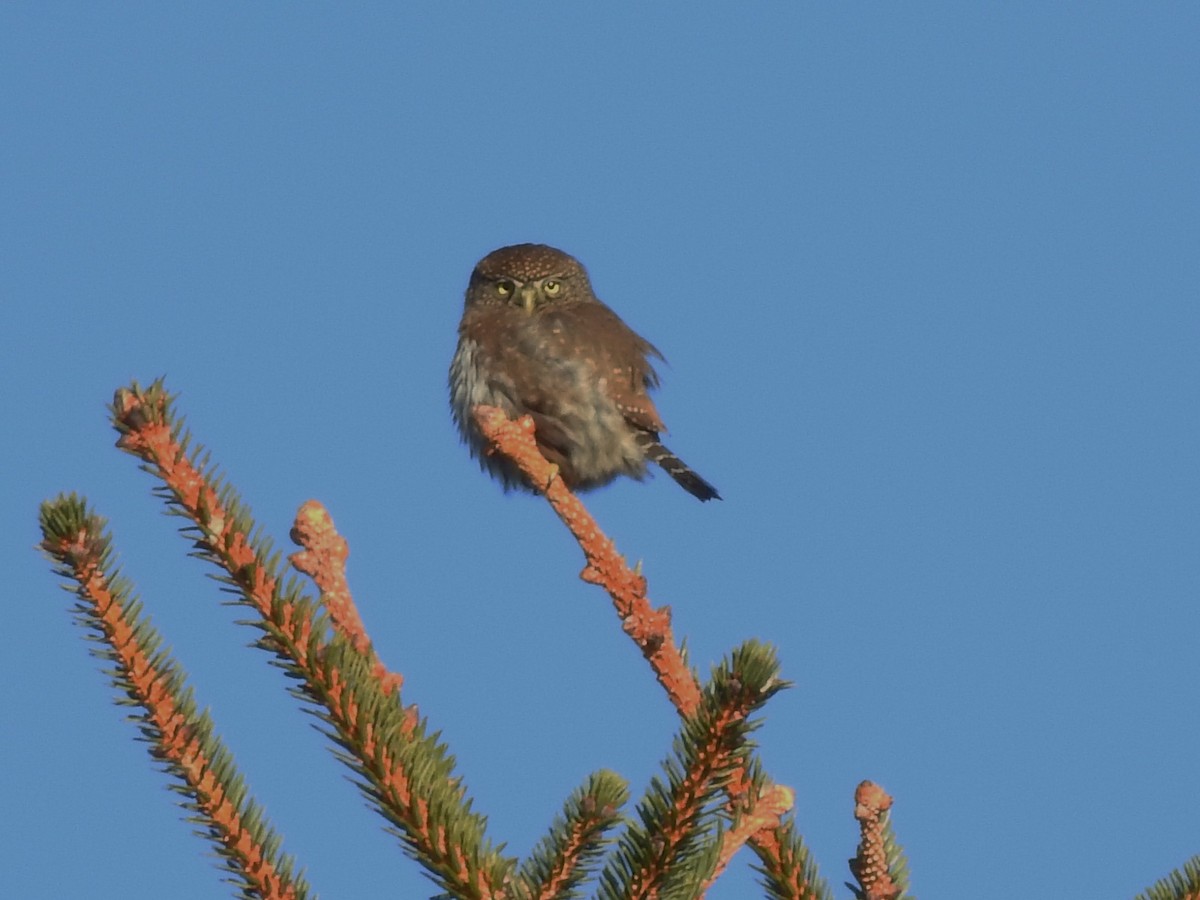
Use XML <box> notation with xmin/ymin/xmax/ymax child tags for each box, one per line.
<box><xmin>466</xmin><ymin>243</ymin><xmax>593</xmax><ymax>313</ymax></box>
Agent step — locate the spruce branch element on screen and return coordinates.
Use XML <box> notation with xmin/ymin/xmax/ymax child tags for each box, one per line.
<box><xmin>513</xmin><ymin>771</ymin><xmax>629</xmax><ymax>900</ymax></box>
<box><xmin>110</xmin><ymin>380</ymin><xmax>514</xmax><ymax>899</ymax></box>
<box><xmin>597</xmin><ymin>640</ymin><xmax>786</xmax><ymax>900</ymax></box>
<box><xmin>38</xmin><ymin>494</ymin><xmax>312</xmax><ymax>900</ymax></box>
<box><xmin>470</xmin><ymin>410</ymin><xmax>700</xmax><ymax>720</ymax></box>
<box><xmin>704</xmin><ymin>765</ymin><xmax>794</xmax><ymax>893</ymax></box>
<box><xmin>472</xmin><ymin>406</ymin><xmax>701</xmax><ymax>714</ymax></box>
<box><xmin>474</xmin><ymin>406</ymin><xmax>827</xmax><ymax>898</ymax></box>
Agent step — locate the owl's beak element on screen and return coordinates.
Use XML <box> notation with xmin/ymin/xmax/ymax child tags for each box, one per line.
<box><xmin>520</xmin><ymin>286</ymin><xmax>538</xmax><ymax>314</ymax></box>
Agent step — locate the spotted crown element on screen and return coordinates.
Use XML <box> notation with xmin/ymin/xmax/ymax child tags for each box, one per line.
<box><xmin>472</xmin><ymin>243</ymin><xmax>587</xmax><ymax>282</ymax></box>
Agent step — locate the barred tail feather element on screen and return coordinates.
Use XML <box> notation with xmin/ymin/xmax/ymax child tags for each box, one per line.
<box><xmin>636</xmin><ymin>433</ymin><xmax>721</xmax><ymax>502</ymax></box>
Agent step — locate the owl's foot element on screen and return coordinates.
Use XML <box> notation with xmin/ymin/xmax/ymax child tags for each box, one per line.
<box><xmin>541</xmin><ymin>463</ymin><xmax>562</xmax><ymax>494</ymax></box>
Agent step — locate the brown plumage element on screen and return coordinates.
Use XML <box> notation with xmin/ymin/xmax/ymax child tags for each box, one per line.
<box><xmin>449</xmin><ymin>243</ymin><xmax>720</xmax><ymax>501</ymax></box>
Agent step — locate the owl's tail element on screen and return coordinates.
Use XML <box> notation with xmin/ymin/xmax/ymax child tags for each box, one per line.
<box><xmin>636</xmin><ymin>433</ymin><xmax>722</xmax><ymax>502</ymax></box>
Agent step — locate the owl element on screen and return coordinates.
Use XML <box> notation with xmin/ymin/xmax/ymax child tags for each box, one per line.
<box><xmin>449</xmin><ymin>243</ymin><xmax>719</xmax><ymax>501</ymax></box>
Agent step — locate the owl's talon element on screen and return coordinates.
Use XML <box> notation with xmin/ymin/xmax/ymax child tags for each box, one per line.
<box><xmin>543</xmin><ymin>463</ymin><xmax>561</xmax><ymax>492</ymax></box>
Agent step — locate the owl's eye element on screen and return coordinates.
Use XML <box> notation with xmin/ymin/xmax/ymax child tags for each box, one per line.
<box><xmin>543</xmin><ymin>280</ymin><xmax>561</xmax><ymax>296</ymax></box>
<box><xmin>495</xmin><ymin>280</ymin><xmax>515</xmax><ymax>297</ymax></box>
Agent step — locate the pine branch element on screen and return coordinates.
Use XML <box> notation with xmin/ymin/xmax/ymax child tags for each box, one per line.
<box><xmin>597</xmin><ymin>640</ymin><xmax>786</xmax><ymax>900</ymax></box>
<box><xmin>1136</xmin><ymin>855</ymin><xmax>1200</xmax><ymax>900</ymax></box>
<box><xmin>474</xmin><ymin>406</ymin><xmax>827</xmax><ymax>898</ymax></box>
<box><xmin>513</xmin><ymin>771</ymin><xmax>629</xmax><ymax>900</ymax></box>
<box><xmin>38</xmin><ymin>494</ymin><xmax>312</xmax><ymax>900</ymax></box>
<box><xmin>110</xmin><ymin>380</ymin><xmax>514</xmax><ymax>899</ymax></box>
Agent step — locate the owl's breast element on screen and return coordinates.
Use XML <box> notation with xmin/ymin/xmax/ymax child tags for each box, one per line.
<box><xmin>450</xmin><ymin>308</ymin><xmax>649</xmax><ymax>490</ymax></box>
<box><xmin>449</xmin><ymin>336</ymin><xmax>508</xmax><ymax>430</ymax></box>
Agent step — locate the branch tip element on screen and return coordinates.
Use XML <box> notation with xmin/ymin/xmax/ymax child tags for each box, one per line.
<box><xmin>849</xmin><ymin>781</ymin><xmax>901</xmax><ymax>900</ymax></box>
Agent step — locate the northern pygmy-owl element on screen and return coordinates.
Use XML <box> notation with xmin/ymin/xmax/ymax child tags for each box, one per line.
<box><xmin>449</xmin><ymin>243</ymin><xmax>720</xmax><ymax>501</ymax></box>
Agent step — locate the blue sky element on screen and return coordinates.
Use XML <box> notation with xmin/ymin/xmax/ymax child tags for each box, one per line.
<box><xmin>3</xmin><ymin>5</ymin><xmax>1197</xmax><ymax>898</ymax></box>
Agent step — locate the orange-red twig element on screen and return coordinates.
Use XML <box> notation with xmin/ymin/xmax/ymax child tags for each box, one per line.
<box><xmin>43</xmin><ymin>525</ymin><xmax>301</xmax><ymax>900</ymax></box>
<box><xmin>289</xmin><ymin>499</ymin><xmax>403</xmax><ymax>697</ymax></box>
<box><xmin>472</xmin><ymin>407</ymin><xmax>701</xmax><ymax>714</ymax></box>
<box><xmin>850</xmin><ymin>781</ymin><xmax>900</xmax><ymax>900</ymax></box>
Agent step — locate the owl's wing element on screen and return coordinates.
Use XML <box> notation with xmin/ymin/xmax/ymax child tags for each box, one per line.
<box><xmin>551</xmin><ymin>301</ymin><xmax>668</xmax><ymax>435</ymax></box>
